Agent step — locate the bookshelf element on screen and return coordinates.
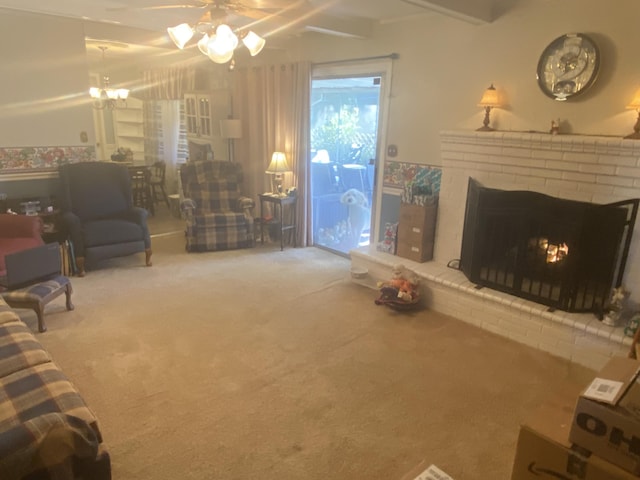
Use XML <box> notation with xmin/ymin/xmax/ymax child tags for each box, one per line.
<box><xmin>114</xmin><ymin>97</ymin><xmax>145</xmax><ymax>165</ymax></box>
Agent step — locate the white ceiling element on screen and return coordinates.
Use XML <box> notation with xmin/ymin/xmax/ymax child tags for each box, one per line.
<box><xmin>0</xmin><ymin>0</ymin><xmax>503</xmax><ymax>35</ymax></box>
<box><xmin>0</xmin><ymin>0</ymin><xmax>512</xmax><ymax>62</ymax></box>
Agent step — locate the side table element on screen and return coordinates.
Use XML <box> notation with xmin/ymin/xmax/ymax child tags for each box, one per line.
<box><xmin>258</xmin><ymin>193</ymin><xmax>297</xmax><ymax>251</ymax></box>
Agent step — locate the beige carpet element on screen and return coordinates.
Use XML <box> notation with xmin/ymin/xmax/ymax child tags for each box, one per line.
<box><xmin>17</xmin><ymin>214</ymin><xmax>594</xmax><ymax>480</ymax></box>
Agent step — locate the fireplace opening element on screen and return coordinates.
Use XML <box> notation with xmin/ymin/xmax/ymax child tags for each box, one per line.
<box><xmin>459</xmin><ymin>178</ymin><xmax>639</xmax><ymax>314</ymax></box>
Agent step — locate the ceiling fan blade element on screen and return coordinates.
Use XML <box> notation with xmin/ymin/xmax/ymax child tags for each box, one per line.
<box><xmin>106</xmin><ymin>4</ymin><xmax>207</xmax><ymax>12</ymax></box>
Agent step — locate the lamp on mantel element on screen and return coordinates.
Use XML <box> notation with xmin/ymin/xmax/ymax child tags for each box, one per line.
<box><xmin>220</xmin><ymin>119</ymin><xmax>242</xmax><ymax>162</ymax></box>
<box><xmin>266</xmin><ymin>152</ymin><xmax>291</xmax><ymax>196</ymax></box>
<box><xmin>477</xmin><ymin>84</ymin><xmax>501</xmax><ymax>131</ymax></box>
<box><xmin>624</xmin><ymin>88</ymin><xmax>640</xmax><ymax>140</ymax></box>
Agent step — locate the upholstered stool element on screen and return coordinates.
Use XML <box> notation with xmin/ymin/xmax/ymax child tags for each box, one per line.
<box><xmin>1</xmin><ymin>275</ymin><xmax>74</xmax><ymax>333</ymax></box>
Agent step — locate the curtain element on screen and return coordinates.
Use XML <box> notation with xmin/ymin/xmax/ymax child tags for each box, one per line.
<box><xmin>142</xmin><ymin>68</ymin><xmax>193</xmax><ymax>194</ymax></box>
<box><xmin>232</xmin><ymin>62</ymin><xmax>311</xmax><ymax>247</ymax></box>
<box><xmin>143</xmin><ymin>100</ymin><xmax>187</xmax><ymax>194</ymax></box>
<box><xmin>141</xmin><ymin>68</ymin><xmax>198</xmax><ymax>101</ymax></box>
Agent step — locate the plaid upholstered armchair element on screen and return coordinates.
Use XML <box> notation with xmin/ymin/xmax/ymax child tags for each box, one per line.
<box><xmin>180</xmin><ymin>161</ymin><xmax>255</xmax><ymax>252</ymax></box>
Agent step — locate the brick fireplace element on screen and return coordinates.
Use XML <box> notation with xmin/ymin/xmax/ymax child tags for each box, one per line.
<box><xmin>351</xmin><ymin>130</ymin><xmax>640</xmax><ymax>370</ymax></box>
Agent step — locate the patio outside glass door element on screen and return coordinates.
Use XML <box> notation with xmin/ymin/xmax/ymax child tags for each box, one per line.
<box><xmin>310</xmin><ymin>74</ymin><xmax>383</xmax><ymax>256</ymax></box>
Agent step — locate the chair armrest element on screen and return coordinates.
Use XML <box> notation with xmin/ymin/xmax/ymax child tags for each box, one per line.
<box><xmin>59</xmin><ymin>212</ymin><xmax>82</xmax><ymax>252</ymax></box>
<box><xmin>120</xmin><ymin>207</ymin><xmax>149</xmax><ymax>226</ymax></box>
<box><xmin>237</xmin><ymin>196</ymin><xmax>255</xmax><ymax>211</ymax></box>
<box><xmin>180</xmin><ymin>198</ymin><xmax>197</xmax><ymax>215</ymax></box>
<box><xmin>120</xmin><ymin>207</ymin><xmax>151</xmax><ymax>248</ymax></box>
<box><xmin>0</xmin><ymin>413</ymin><xmax>101</xmax><ymax>480</ymax></box>
<box><xmin>0</xmin><ymin>214</ymin><xmax>43</xmax><ymax>239</ymax></box>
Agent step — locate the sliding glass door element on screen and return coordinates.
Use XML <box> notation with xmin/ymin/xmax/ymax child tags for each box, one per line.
<box><xmin>310</xmin><ymin>62</ymin><xmax>390</xmax><ymax>256</ymax></box>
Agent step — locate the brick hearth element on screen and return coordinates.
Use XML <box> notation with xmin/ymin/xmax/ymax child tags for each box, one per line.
<box><xmin>351</xmin><ymin>130</ymin><xmax>640</xmax><ymax>371</ymax></box>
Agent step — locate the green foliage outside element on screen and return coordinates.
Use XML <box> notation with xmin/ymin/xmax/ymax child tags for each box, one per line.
<box><xmin>311</xmin><ymin>105</ymin><xmax>376</xmax><ymax>165</ymax></box>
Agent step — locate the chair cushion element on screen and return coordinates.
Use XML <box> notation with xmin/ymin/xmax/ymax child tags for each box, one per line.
<box><xmin>186</xmin><ymin>218</ymin><xmax>253</xmax><ymax>252</ymax></box>
<box><xmin>83</xmin><ymin>219</ymin><xmax>144</xmax><ymax>247</ymax></box>
<box><xmin>0</xmin><ymin>321</ymin><xmax>51</xmax><ymax>378</ymax></box>
<box><xmin>194</xmin><ymin>212</ymin><xmax>251</xmax><ymax>228</ymax></box>
<box><xmin>2</xmin><ymin>276</ymin><xmax>70</xmax><ymax>304</ymax></box>
<box><xmin>189</xmin><ymin>181</ymin><xmax>240</xmax><ymax>212</ymax></box>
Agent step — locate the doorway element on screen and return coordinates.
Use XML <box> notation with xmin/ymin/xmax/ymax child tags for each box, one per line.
<box><xmin>310</xmin><ymin>60</ymin><xmax>391</xmax><ymax>256</ymax></box>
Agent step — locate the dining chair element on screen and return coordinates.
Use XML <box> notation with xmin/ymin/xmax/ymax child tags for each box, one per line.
<box><xmin>128</xmin><ymin>166</ymin><xmax>154</xmax><ymax>216</ymax></box>
<box><xmin>149</xmin><ymin>161</ymin><xmax>170</xmax><ymax>209</ymax></box>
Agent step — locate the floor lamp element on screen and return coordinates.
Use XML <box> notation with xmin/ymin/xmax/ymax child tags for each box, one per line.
<box><xmin>220</xmin><ymin>119</ymin><xmax>242</xmax><ymax>162</ymax></box>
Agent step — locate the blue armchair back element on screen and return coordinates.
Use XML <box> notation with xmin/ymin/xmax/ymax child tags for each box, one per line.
<box><xmin>59</xmin><ymin>162</ymin><xmax>133</xmax><ymax>221</ymax></box>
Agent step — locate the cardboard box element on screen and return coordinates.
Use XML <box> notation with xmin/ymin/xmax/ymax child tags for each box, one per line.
<box><xmin>511</xmin><ymin>389</ymin><xmax>636</xmax><ymax>480</ymax></box>
<box><xmin>397</xmin><ymin>203</ymin><xmax>437</xmax><ymax>263</ymax></box>
<box><xmin>400</xmin><ymin>461</ymin><xmax>455</xmax><ymax>480</ymax></box>
<box><xmin>396</xmin><ymin>236</ymin><xmax>434</xmax><ymax>263</ymax></box>
<box><xmin>398</xmin><ymin>203</ymin><xmax>437</xmax><ymax>234</ymax></box>
<box><xmin>569</xmin><ymin>356</ymin><xmax>640</xmax><ymax>474</ymax></box>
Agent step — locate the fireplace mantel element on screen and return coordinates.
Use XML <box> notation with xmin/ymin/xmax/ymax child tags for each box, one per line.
<box><xmin>440</xmin><ymin>130</ymin><xmax>640</xmax><ymax>156</ymax></box>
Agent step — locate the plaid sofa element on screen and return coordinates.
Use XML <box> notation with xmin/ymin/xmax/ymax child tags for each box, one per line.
<box><xmin>180</xmin><ymin>160</ymin><xmax>255</xmax><ymax>252</ymax></box>
<box><xmin>0</xmin><ymin>297</ymin><xmax>110</xmax><ymax>479</ymax></box>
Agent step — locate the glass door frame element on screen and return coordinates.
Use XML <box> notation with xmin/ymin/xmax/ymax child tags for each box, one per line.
<box><xmin>311</xmin><ymin>58</ymin><xmax>394</xmax><ymax>251</ymax></box>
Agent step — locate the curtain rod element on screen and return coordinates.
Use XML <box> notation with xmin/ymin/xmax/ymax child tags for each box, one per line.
<box><xmin>312</xmin><ymin>53</ymin><xmax>399</xmax><ymax>67</ymax></box>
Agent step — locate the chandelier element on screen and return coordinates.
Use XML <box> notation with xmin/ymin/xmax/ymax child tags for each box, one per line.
<box><xmin>167</xmin><ymin>21</ymin><xmax>265</xmax><ymax>64</ymax></box>
<box><xmin>89</xmin><ymin>46</ymin><xmax>130</xmax><ymax>110</ymax></box>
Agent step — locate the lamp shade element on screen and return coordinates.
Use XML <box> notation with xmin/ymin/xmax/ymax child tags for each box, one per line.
<box><xmin>627</xmin><ymin>88</ymin><xmax>640</xmax><ymax>110</ymax></box>
<box><xmin>478</xmin><ymin>84</ymin><xmax>500</xmax><ymax>108</ymax></box>
<box><xmin>242</xmin><ymin>31</ymin><xmax>266</xmax><ymax>56</ymax></box>
<box><xmin>167</xmin><ymin>23</ymin><xmax>194</xmax><ymax>49</ymax></box>
<box><xmin>220</xmin><ymin>119</ymin><xmax>242</xmax><ymax>139</ymax></box>
<box><xmin>266</xmin><ymin>152</ymin><xmax>291</xmax><ymax>174</ymax></box>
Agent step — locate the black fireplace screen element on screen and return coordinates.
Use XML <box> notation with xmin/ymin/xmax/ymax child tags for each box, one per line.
<box><xmin>460</xmin><ymin>178</ymin><xmax>639</xmax><ymax>313</ymax></box>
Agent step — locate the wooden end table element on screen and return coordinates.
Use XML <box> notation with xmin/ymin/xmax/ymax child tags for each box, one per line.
<box><xmin>258</xmin><ymin>193</ymin><xmax>297</xmax><ymax>251</ymax></box>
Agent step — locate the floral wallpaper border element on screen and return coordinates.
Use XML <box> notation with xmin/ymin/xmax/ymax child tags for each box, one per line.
<box><xmin>0</xmin><ymin>145</ymin><xmax>96</xmax><ymax>173</ymax></box>
<box><xmin>383</xmin><ymin>161</ymin><xmax>442</xmax><ymax>193</ymax></box>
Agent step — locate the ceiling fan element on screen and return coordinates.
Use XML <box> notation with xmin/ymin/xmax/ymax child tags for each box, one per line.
<box><xmin>107</xmin><ymin>0</ymin><xmax>287</xmax><ymax>21</ymax></box>
<box><xmin>108</xmin><ymin>0</ymin><xmax>295</xmax><ymax>64</ymax></box>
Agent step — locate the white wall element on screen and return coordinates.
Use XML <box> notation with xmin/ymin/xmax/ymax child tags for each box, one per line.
<box><xmin>288</xmin><ymin>0</ymin><xmax>640</xmax><ymax>168</ymax></box>
<box><xmin>0</xmin><ymin>10</ymin><xmax>94</xmax><ymax>147</ymax></box>
<box><xmin>1</xmin><ymin>1</ymin><xmax>639</xmax><ymax>177</ymax></box>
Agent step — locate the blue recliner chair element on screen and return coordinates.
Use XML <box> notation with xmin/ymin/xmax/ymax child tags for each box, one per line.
<box><xmin>58</xmin><ymin>162</ymin><xmax>152</xmax><ymax>276</ymax></box>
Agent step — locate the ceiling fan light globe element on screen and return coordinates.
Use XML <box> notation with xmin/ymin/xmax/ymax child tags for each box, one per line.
<box><xmin>215</xmin><ymin>24</ymin><xmax>239</xmax><ymax>50</ymax></box>
<box><xmin>208</xmin><ymin>50</ymin><xmax>234</xmax><ymax>64</ymax></box>
<box><xmin>167</xmin><ymin>23</ymin><xmax>194</xmax><ymax>49</ymax></box>
<box><xmin>207</xmin><ymin>36</ymin><xmax>234</xmax><ymax>63</ymax></box>
<box><xmin>242</xmin><ymin>31</ymin><xmax>266</xmax><ymax>56</ymax></box>
<box><xmin>197</xmin><ymin>34</ymin><xmax>210</xmax><ymax>55</ymax></box>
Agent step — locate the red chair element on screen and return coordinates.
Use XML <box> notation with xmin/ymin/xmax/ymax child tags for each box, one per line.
<box><xmin>0</xmin><ymin>215</ymin><xmax>44</xmax><ymax>277</ymax></box>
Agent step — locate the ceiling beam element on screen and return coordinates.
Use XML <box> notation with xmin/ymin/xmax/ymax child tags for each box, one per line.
<box><xmin>399</xmin><ymin>0</ymin><xmax>493</xmax><ymax>25</ymax></box>
<box><xmin>303</xmin><ymin>13</ymin><xmax>372</xmax><ymax>38</ymax></box>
